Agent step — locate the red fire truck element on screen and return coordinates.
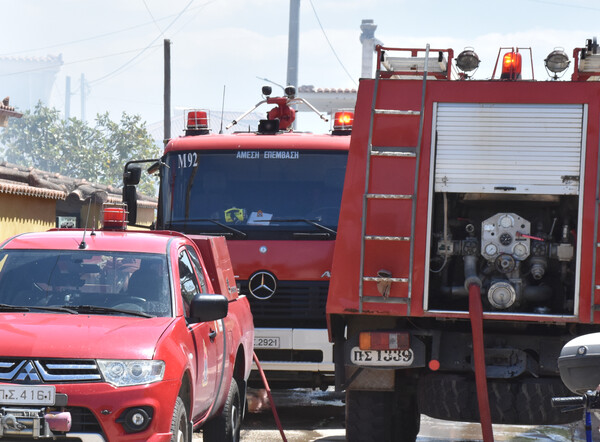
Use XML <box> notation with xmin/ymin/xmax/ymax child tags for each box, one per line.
<box><xmin>125</xmin><ymin>86</ymin><xmax>351</xmax><ymax>388</ymax></box>
<box><xmin>327</xmin><ymin>39</ymin><xmax>600</xmax><ymax>440</ymax></box>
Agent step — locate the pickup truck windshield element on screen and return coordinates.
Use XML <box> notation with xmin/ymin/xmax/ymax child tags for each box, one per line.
<box><xmin>0</xmin><ymin>250</ymin><xmax>171</xmax><ymax>317</ymax></box>
<box><xmin>160</xmin><ymin>150</ymin><xmax>348</xmax><ymax>239</ymax></box>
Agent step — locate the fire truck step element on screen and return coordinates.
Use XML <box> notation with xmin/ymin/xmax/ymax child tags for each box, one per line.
<box><xmin>365</xmin><ymin>235</ymin><xmax>410</xmax><ymax>241</ymax></box>
<box><xmin>370</xmin><ymin>150</ymin><xmax>417</xmax><ymax>157</ymax></box>
<box><xmin>362</xmin><ymin>296</ymin><xmax>409</xmax><ymax>304</ymax></box>
<box><xmin>374</xmin><ymin>109</ymin><xmax>420</xmax><ymax>115</ymax></box>
<box><xmin>366</xmin><ymin>193</ymin><xmax>412</xmax><ymax>199</ymax></box>
<box><xmin>363</xmin><ymin>276</ymin><xmax>408</xmax><ymax>282</ymax></box>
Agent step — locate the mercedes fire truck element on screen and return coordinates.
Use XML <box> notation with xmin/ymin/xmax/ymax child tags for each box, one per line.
<box><xmin>125</xmin><ymin>86</ymin><xmax>350</xmax><ymax>388</ymax></box>
<box><xmin>327</xmin><ymin>40</ymin><xmax>600</xmax><ymax>441</ymax></box>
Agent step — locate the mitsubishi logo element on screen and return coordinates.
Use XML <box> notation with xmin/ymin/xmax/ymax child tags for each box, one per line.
<box><xmin>15</xmin><ymin>361</ymin><xmax>41</xmax><ymax>383</ymax></box>
<box><xmin>248</xmin><ymin>271</ymin><xmax>277</xmax><ymax>300</ymax></box>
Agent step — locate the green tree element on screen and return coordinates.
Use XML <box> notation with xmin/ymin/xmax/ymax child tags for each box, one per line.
<box><xmin>0</xmin><ymin>103</ymin><xmax>160</xmax><ymax>195</ymax></box>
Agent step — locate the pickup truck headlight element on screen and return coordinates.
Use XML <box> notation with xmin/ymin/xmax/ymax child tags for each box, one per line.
<box><xmin>97</xmin><ymin>360</ymin><xmax>165</xmax><ymax>387</ymax></box>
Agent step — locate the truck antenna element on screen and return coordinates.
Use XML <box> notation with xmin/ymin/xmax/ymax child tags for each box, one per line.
<box><xmin>219</xmin><ymin>85</ymin><xmax>226</xmax><ymax>134</ymax></box>
<box><xmin>79</xmin><ymin>199</ymin><xmax>93</xmax><ymax>249</ymax></box>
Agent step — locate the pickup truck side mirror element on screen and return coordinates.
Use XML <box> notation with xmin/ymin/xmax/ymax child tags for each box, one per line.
<box><xmin>189</xmin><ymin>293</ymin><xmax>228</xmax><ymax>323</ymax></box>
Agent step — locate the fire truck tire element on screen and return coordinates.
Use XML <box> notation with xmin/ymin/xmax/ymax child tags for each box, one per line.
<box><xmin>203</xmin><ymin>379</ymin><xmax>242</xmax><ymax>442</ymax></box>
<box><xmin>346</xmin><ymin>389</ymin><xmax>419</xmax><ymax>442</ymax></box>
<box><xmin>417</xmin><ymin>374</ymin><xmax>580</xmax><ymax>425</ymax></box>
<box><xmin>170</xmin><ymin>396</ymin><xmax>190</xmax><ymax>442</ymax></box>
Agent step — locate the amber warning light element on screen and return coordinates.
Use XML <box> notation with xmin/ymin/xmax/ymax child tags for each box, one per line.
<box><xmin>332</xmin><ymin>111</ymin><xmax>354</xmax><ymax>135</ymax></box>
<box><xmin>102</xmin><ymin>206</ymin><xmax>128</xmax><ymax>230</ymax></box>
<box><xmin>501</xmin><ymin>51</ymin><xmax>522</xmax><ymax>80</ymax></box>
<box><xmin>185</xmin><ymin>110</ymin><xmax>210</xmax><ymax>135</ymax></box>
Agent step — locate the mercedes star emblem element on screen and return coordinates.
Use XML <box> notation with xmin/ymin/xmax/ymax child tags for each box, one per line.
<box><xmin>248</xmin><ymin>271</ymin><xmax>277</xmax><ymax>300</ymax></box>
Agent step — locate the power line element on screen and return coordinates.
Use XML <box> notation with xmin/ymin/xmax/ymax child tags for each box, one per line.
<box><xmin>89</xmin><ymin>0</ymin><xmax>201</xmax><ymax>86</ymax></box>
<box><xmin>0</xmin><ymin>3</ymin><xmax>211</xmax><ymax>58</ymax></box>
<box><xmin>142</xmin><ymin>0</ymin><xmax>166</xmax><ymax>38</ymax></box>
<box><xmin>0</xmin><ymin>45</ymin><xmax>162</xmax><ymax>77</ymax></box>
<box><xmin>307</xmin><ymin>0</ymin><xmax>357</xmax><ymax>87</ymax></box>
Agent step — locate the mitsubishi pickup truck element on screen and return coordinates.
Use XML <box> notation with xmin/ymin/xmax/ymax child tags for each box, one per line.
<box><xmin>0</xmin><ymin>207</ymin><xmax>254</xmax><ymax>442</ymax></box>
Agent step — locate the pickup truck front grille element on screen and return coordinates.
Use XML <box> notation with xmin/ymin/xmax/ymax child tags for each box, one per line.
<box><xmin>242</xmin><ymin>281</ymin><xmax>328</xmax><ymax>328</ymax></box>
<box><xmin>0</xmin><ymin>358</ymin><xmax>102</xmax><ymax>383</ymax></box>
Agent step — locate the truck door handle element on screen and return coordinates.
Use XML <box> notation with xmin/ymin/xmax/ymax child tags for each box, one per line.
<box><xmin>209</xmin><ymin>329</ymin><xmax>217</xmax><ymax>342</ymax></box>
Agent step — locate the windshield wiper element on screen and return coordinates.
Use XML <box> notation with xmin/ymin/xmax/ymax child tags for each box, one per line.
<box><xmin>0</xmin><ymin>304</ymin><xmax>30</xmax><ymax>312</ymax></box>
<box><xmin>174</xmin><ymin>218</ymin><xmax>247</xmax><ymax>239</ymax></box>
<box><xmin>267</xmin><ymin>219</ymin><xmax>337</xmax><ymax>237</ymax></box>
<box><xmin>30</xmin><ymin>306</ymin><xmax>79</xmax><ymax>314</ymax></box>
<box><xmin>64</xmin><ymin>305</ymin><xmax>154</xmax><ymax>318</ymax></box>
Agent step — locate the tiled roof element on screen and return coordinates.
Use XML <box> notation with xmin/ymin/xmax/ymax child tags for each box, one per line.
<box><xmin>298</xmin><ymin>85</ymin><xmax>357</xmax><ymax>94</ymax></box>
<box><xmin>0</xmin><ymin>178</ymin><xmax>64</xmax><ymax>200</ymax></box>
<box><xmin>0</xmin><ymin>162</ymin><xmax>156</xmax><ymax>208</ymax></box>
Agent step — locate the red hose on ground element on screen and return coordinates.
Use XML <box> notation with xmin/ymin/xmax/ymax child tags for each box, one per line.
<box><xmin>468</xmin><ymin>284</ymin><xmax>494</xmax><ymax>442</ymax></box>
<box><xmin>252</xmin><ymin>352</ymin><xmax>288</xmax><ymax>442</ymax></box>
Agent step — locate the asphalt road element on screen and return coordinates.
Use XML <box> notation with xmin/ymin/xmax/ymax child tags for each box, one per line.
<box><xmin>193</xmin><ymin>388</ymin><xmax>593</xmax><ymax>441</ymax></box>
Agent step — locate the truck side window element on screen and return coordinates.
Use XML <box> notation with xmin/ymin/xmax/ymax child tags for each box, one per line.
<box><xmin>185</xmin><ymin>246</ymin><xmax>208</xmax><ymax>293</ymax></box>
<box><xmin>178</xmin><ymin>250</ymin><xmax>201</xmax><ymax>316</ymax></box>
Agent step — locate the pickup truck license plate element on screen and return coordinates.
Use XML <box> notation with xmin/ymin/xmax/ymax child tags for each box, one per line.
<box><xmin>0</xmin><ymin>385</ymin><xmax>55</xmax><ymax>406</ymax></box>
<box><xmin>350</xmin><ymin>347</ymin><xmax>414</xmax><ymax>366</ymax></box>
<box><xmin>254</xmin><ymin>337</ymin><xmax>280</xmax><ymax>349</ymax></box>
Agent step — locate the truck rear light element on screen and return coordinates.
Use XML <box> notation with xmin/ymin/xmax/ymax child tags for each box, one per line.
<box><xmin>332</xmin><ymin>111</ymin><xmax>354</xmax><ymax>135</ymax></box>
<box><xmin>102</xmin><ymin>205</ymin><xmax>128</xmax><ymax>230</ymax></box>
<box><xmin>501</xmin><ymin>51</ymin><xmax>522</xmax><ymax>80</ymax></box>
<box><xmin>359</xmin><ymin>331</ymin><xmax>410</xmax><ymax>351</ymax></box>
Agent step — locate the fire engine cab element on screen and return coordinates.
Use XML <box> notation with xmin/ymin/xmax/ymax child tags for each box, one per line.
<box><xmin>327</xmin><ymin>39</ymin><xmax>600</xmax><ymax>441</ymax></box>
<box><xmin>0</xmin><ymin>206</ymin><xmax>254</xmax><ymax>442</ymax></box>
<box><xmin>124</xmin><ymin>86</ymin><xmax>351</xmax><ymax>389</ymax></box>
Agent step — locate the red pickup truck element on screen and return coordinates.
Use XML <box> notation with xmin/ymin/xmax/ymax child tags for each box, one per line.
<box><xmin>0</xmin><ymin>214</ymin><xmax>254</xmax><ymax>441</ymax></box>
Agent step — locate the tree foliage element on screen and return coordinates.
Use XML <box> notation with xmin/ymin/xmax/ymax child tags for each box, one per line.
<box><xmin>0</xmin><ymin>103</ymin><xmax>160</xmax><ymax>195</ymax></box>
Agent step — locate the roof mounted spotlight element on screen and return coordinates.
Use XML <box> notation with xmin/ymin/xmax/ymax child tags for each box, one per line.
<box><xmin>262</xmin><ymin>85</ymin><xmax>272</xmax><ymax>97</ymax></box>
<box><xmin>284</xmin><ymin>85</ymin><xmax>296</xmax><ymax>98</ymax></box>
<box><xmin>456</xmin><ymin>47</ymin><xmax>480</xmax><ymax>75</ymax></box>
<box><xmin>544</xmin><ymin>48</ymin><xmax>570</xmax><ymax>80</ymax></box>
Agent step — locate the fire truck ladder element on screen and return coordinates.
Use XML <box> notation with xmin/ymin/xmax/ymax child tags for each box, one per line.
<box><xmin>358</xmin><ymin>45</ymin><xmax>431</xmax><ymax>313</ymax></box>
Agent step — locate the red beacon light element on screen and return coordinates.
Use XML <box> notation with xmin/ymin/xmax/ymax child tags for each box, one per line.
<box><xmin>332</xmin><ymin>110</ymin><xmax>354</xmax><ymax>135</ymax></box>
<box><xmin>102</xmin><ymin>205</ymin><xmax>128</xmax><ymax>230</ymax></box>
<box><xmin>501</xmin><ymin>51</ymin><xmax>522</xmax><ymax>80</ymax></box>
<box><xmin>185</xmin><ymin>110</ymin><xmax>210</xmax><ymax>135</ymax></box>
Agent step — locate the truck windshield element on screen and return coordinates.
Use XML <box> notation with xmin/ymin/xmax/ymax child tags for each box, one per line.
<box><xmin>0</xmin><ymin>250</ymin><xmax>171</xmax><ymax>317</ymax></box>
<box><xmin>160</xmin><ymin>149</ymin><xmax>348</xmax><ymax>239</ymax></box>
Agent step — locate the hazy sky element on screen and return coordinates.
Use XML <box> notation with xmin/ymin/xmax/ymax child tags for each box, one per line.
<box><xmin>2</xmin><ymin>0</ymin><xmax>600</xmax><ymax>133</ymax></box>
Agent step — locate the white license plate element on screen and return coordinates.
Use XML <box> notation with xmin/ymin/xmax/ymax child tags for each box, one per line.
<box><xmin>254</xmin><ymin>337</ymin><xmax>280</xmax><ymax>349</ymax></box>
<box><xmin>350</xmin><ymin>346</ymin><xmax>414</xmax><ymax>366</ymax></box>
<box><xmin>0</xmin><ymin>385</ymin><xmax>56</xmax><ymax>405</ymax></box>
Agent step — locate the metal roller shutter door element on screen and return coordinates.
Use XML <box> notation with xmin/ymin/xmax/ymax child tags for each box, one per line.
<box><xmin>434</xmin><ymin>103</ymin><xmax>584</xmax><ymax>195</ymax></box>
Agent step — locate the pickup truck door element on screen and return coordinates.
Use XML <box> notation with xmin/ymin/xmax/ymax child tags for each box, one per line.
<box><xmin>177</xmin><ymin>247</ymin><xmax>224</xmax><ymax>420</ymax></box>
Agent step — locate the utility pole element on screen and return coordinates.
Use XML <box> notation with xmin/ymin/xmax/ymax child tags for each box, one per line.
<box><xmin>80</xmin><ymin>73</ymin><xmax>86</xmax><ymax>122</ymax></box>
<box><xmin>164</xmin><ymin>39</ymin><xmax>171</xmax><ymax>145</ymax></box>
<box><xmin>286</xmin><ymin>0</ymin><xmax>300</xmax><ymax>90</ymax></box>
<box><xmin>65</xmin><ymin>76</ymin><xmax>71</xmax><ymax>121</ymax></box>
<box><xmin>287</xmin><ymin>0</ymin><xmax>300</xmax><ymax>129</ymax></box>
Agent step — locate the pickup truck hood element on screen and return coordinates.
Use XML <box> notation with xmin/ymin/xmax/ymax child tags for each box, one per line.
<box><xmin>0</xmin><ymin>313</ymin><xmax>175</xmax><ymax>359</ymax></box>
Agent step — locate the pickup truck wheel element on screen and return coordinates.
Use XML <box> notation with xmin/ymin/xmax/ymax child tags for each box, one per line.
<box><xmin>203</xmin><ymin>379</ymin><xmax>242</xmax><ymax>442</ymax></box>
<box><xmin>170</xmin><ymin>396</ymin><xmax>190</xmax><ymax>442</ymax></box>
